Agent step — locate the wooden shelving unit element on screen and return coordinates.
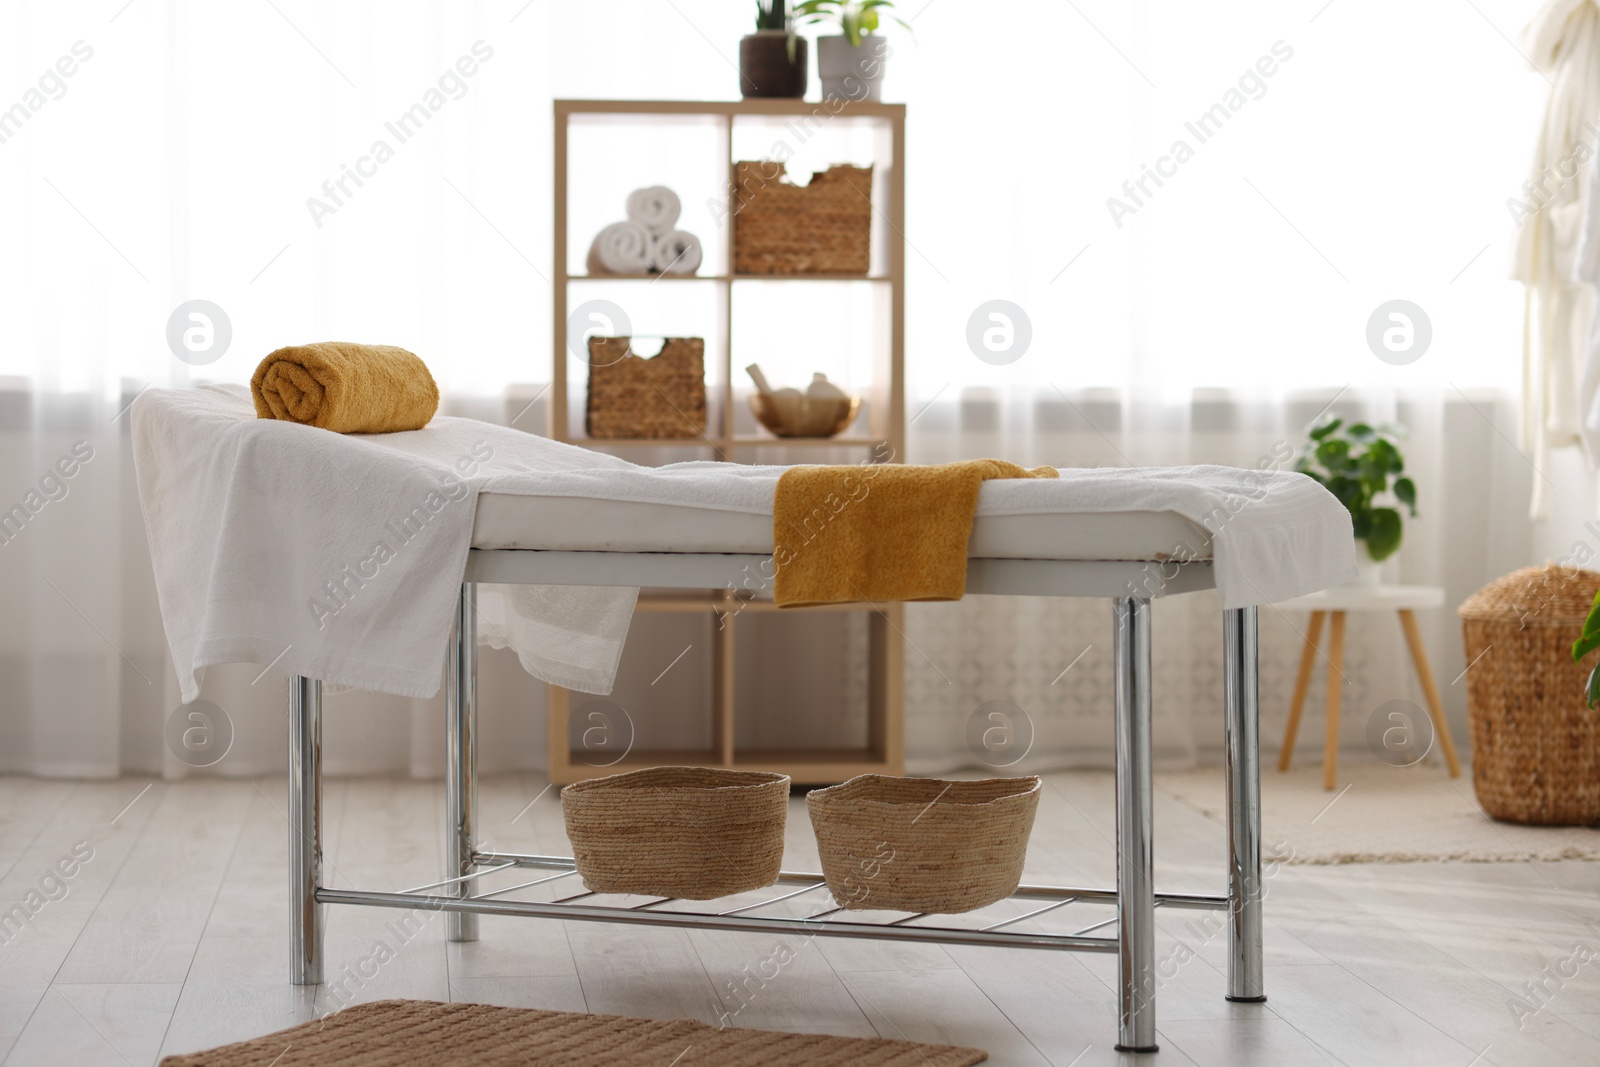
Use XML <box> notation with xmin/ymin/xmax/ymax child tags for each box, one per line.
<box><xmin>548</xmin><ymin>98</ymin><xmax>906</xmax><ymax>785</ymax></box>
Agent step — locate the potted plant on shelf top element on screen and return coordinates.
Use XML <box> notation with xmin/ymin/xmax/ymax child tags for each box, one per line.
<box><xmin>741</xmin><ymin>1</ymin><xmax>808</xmax><ymax>99</ymax></box>
<box><xmin>795</xmin><ymin>0</ymin><xmax>908</xmax><ymax>102</ymax></box>
<box><xmin>1295</xmin><ymin>417</ymin><xmax>1417</xmax><ymax>583</ymax></box>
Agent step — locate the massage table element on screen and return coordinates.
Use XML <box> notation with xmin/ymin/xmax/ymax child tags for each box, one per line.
<box><xmin>133</xmin><ymin>386</ymin><xmax>1353</xmax><ymax>1055</ymax></box>
<box><xmin>292</xmin><ymin>503</ymin><xmax>1257</xmax><ymax>1055</ymax></box>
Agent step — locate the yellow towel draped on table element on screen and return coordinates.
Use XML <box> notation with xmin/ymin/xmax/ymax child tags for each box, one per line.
<box><xmin>772</xmin><ymin>459</ymin><xmax>1059</xmax><ymax>607</ymax></box>
<box><xmin>251</xmin><ymin>342</ymin><xmax>439</xmax><ymax>434</ymax></box>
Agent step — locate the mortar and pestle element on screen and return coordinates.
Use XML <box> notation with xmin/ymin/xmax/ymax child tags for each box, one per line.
<box><xmin>746</xmin><ymin>364</ymin><xmax>861</xmax><ymax>438</ymax></box>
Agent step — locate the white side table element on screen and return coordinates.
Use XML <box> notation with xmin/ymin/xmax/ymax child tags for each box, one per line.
<box><xmin>1275</xmin><ymin>584</ymin><xmax>1463</xmax><ymax>790</ymax></box>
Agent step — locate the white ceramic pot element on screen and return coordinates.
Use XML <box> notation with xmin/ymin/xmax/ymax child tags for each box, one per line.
<box><xmin>1348</xmin><ymin>550</ymin><xmax>1386</xmax><ymax>587</ymax></box>
<box><xmin>816</xmin><ymin>34</ymin><xmax>889</xmax><ymax>102</ymax></box>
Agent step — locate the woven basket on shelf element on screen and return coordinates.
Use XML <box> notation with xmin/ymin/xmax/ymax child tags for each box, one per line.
<box><xmin>585</xmin><ymin>337</ymin><xmax>706</xmax><ymax>439</ymax></box>
<box><xmin>561</xmin><ymin>767</ymin><xmax>789</xmax><ymax>899</ymax></box>
<box><xmin>807</xmin><ymin>775</ymin><xmax>1041</xmax><ymax>913</ymax></box>
<box><xmin>1458</xmin><ymin>564</ymin><xmax>1600</xmax><ymax>825</ymax></box>
<box><xmin>733</xmin><ymin>162</ymin><xmax>872</xmax><ymax>275</ymax></box>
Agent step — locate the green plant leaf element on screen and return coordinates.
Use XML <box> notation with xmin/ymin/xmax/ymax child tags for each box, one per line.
<box><xmin>1366</xmin><ymin>437</ymin><xmax>1399</xmax><ymax>474</ymax></box>
<box><xmin>792</xmin><ymin>0</ymin><xmax>832</xmax><ymax>24</ymax></box>
<box><xmin>1308</xmin><ymin>417</ymin><xmax>1342</xmax><ymax>441</ymax></box>
<box><xmin>757</xmin><ymin>0</ymin><xmax>790</xmax><ymax>30</ymax></box>
<box><xmin>1327</xmin><ymin>476</ymin><xmax>1368</xmax><ymax>521</ymax></box>
<box><xmin>1315</xmin><ymin>439</ymin><xmax>1350</xmax><ymax>469</ymax></box>
<box><xmin>1587</xmin><ymin>665</ymin><xmax>1600</xmax><ymax>708</ymax></box>
<box><xmin>1359</xmin><ymin>456</ymin><xmax>1392</xmax><ymax>492</ymax></box>
<box><xmin>1365</xmin><ymin>507</ymin><xmax>1402</xmax><ymax>561</ymax></box>
<box><xmin>1346</xmin><ymin>422</ymin><xmax>1375</xmax><ymax>439</ymax></box>
<box><xmin>1572</xmin><ymin>589</ymin><xmax>1600</xmax><ymax>663</ymax></box>
<box><xmin>1394</xmin><ymin>476</ymin><xmax>1417</xmax><ymax>515</ymax></box>
<box><xmin>1584</xmin><ymin>589</ymin><xmax>1600</xmax><ymax>629</ymax></box>
<box><xmin>1387</xmin><ymin>439</ymin><xmax>1406</xmax><ymax>472</ymax></box>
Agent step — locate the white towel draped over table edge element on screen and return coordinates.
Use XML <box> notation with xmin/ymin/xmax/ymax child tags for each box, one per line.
<box><xmin>130</xmin><ymin>384</ymin><xmax>1356</xmax><ymax>703</ymax></box>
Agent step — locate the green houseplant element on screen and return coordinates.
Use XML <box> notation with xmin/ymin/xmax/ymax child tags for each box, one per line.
<box><xmin>1572</xmin><ymin>594</ymin><xmax>1600</xmax><ymax>706</ymax></box>
<box><xmin>741</xmin><ymin>1</ymin><xmax>807</xmax><ymax>98</ymax></box>
<box><xmin>1295</xmin><ymin>417</ymin><xmax>1417</xmax><ymax>572</ymax></box>
<box><xmin>794</xmin><ymin>0</ymin><xmax>907</xmax><ymax>101</ymax></box>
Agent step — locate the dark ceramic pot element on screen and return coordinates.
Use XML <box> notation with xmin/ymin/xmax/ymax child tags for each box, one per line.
<box><xmin>740</xmin><ymin>31</ymin><xmax>808</xmax><ymax>98</ymax></box>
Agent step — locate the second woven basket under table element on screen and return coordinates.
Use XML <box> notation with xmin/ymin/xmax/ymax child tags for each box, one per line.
<box><xmin>807</xmin><ymin>775</ymin><xmax>1042</xmax><ymax>914</ymax></box>
<box><xmin>561</xmin><ymin>767</ymin><xmax>789</xmax><ymax>899</ymax></box>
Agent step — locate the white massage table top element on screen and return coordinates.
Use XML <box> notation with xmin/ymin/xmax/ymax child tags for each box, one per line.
<box><xmin>134</xmin><ymin>385</ymin><xmax>1355</xmax><ymax>702</ymax></box>
<box><xmin>471</xmin><ymin>494</ymin><xmax>1212</xmax><ymax>562</ymax></box>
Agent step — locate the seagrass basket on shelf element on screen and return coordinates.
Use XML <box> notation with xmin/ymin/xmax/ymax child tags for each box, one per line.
<box><xmin>585</xmin><ymin>336</ymin><xmax>706</xmax><ymax>439</ymax></box>
<box><xmin>561</xmin><ymin>767</ymin><xmax>789</xmax><ymax>899</ymax></box>
<box><xmin>732</xmin><ymin>161</ymin><xmax>872</xmax><ymax>275</ymax></box>
<box><xmin>1458</xmin><ymin>564</ymin><xmax>1600</xmax><ymax>825</ymax></box>
<box><xmin>807</xmin><ymin>775</ymin><xmax>1041</xmax><ymax>913</ymax></box>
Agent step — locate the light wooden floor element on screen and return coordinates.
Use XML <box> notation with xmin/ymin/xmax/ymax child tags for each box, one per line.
<box><xmin>1</xmin><ymin>771</ymin><xmax>1597</xmax><ymax>1066</ymax></box>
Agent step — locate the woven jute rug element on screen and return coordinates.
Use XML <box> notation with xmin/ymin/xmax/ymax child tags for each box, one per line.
<box><xmin>157</xmin><ymin>998</ymin><xmax>988</xmax><ymax>1066</ymax></box>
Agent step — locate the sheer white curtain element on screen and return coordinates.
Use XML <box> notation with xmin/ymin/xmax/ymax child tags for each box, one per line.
<box><xmin>0</xmin><ymin>0</ymin><xmax>1545</xmax><ymax>778</ymax></box>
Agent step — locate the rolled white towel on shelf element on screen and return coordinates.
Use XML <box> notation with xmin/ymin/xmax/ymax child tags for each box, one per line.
<box><xmin>650</xmin><ymin>230</ymin><xmax>703</xmax><ymax>275</ymax></box>
<box><xmin>586</xmin><ymin>220</ymin><xmax>654</xmax><ymax>275</ymax></box>
<box><xmin>625</xmin><ymin>186</ymin><xmax>681</xmax><ymax>235</ymax></box>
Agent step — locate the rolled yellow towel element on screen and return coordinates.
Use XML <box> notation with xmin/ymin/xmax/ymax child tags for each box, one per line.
<box><xmin>251</xmin><ymin>342</ymin><xmax>440</xmax><ymax>434</ymax></box>
<box><xmin>773</xmin><ymin>459</ymin><xmax>1059</xmax><ymax>607</ymax></box>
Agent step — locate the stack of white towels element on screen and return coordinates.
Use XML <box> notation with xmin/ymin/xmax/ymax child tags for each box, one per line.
<box><xmin>587</xmin><ymin>186</ymin><xmax>703</xmax><ymax>276</ymax></box>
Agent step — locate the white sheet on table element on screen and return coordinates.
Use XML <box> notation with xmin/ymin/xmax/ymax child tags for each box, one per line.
<box><xmin>133</xmin><ymin>385</ymin><xmax>1354</xmax><ymax>703</ymax></box>
<box><xmin>132</xmin><ymin>385</ymin><xmax>641</xmax><ymax>701</ymax></box>
<box><xmin>470</xmin><ymin>459</ymin><xmax>1357</xmax><ymax>608</ymax></box>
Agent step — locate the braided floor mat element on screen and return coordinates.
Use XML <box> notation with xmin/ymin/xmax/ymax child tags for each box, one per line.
<box><xmin>158</xmin><ymin>998</ymin><xmax>989</xmax><ymax>1066</ymax></box>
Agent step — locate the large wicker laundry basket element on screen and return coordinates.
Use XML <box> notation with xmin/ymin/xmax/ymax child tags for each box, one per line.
<box><xmin>562</xmin><ymin>767</ymin><xmax>789</xmax><ymax>899</ymax></box>
<box><xmin>1458</xmin><ymin>564</ymin><xmax>1600</xmax><ymax>825</ymax></box>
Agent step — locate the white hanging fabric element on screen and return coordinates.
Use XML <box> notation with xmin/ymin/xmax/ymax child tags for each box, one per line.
<box><xmin>1514</xmin><ymin>0</ymin><xmax>1600</xmax><ymax>518</ymax></box>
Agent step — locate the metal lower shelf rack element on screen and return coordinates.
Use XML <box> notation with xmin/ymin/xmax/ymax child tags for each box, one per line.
<box><xmin>315</xmin><ymin>849</ymin><xmax>1229</xmax><ymax>955</ymax></box>
<box><xmin>287</xmin><ymin>574</ymin><xmax>1269</xmax><ymax>1053</ymax></box>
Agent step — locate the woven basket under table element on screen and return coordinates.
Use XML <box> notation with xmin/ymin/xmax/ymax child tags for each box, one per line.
<box><xmin>1458</xmin><ymin>564</ymin><xmax>1600</xmax><ymax>825</ymax></box>
<box><xmin>733</xmin><ymin>161</ymin><xmax>872</xmax><ymax>275</ymax></box>
<box><xmin>561</xmin><ymin>767</ymin><xmax>789</xmax><ymax>899</ymax></box>
<box><xmin>585</xmin><ymin>336</ymin><xmax>706</xmax><ymax>439</ymax></box>
<box><xmin>807</xmin><ymin>775</ymin><xmax>1041</xmax><ymax>914</ymax></box>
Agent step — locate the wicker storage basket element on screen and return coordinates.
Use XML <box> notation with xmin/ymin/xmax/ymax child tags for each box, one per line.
<box><xmin>562</xmin><ymin>767</ymin><xmax>789</xmax><ymax>898</ymax></box>
<box><xmin>585</xmin><ymin>337</ymin><xmax>706</xmax><ymax>439</ymax></box>
<box><xmin>733</xmin><ymin>161</ymin><xmax>872</xmax><ymax>275</ymax></box>
<box><xmin>1458</xmin><ymin>564</ymin><xmax>1600</xmax><ymax>825</ymax></box>
<box><xmin>807</xmin><ymin>775</ymin><xmax>1041</xmax><ymax>913</ymax></box>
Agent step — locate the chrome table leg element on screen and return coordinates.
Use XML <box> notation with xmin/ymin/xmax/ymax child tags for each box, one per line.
<box><xmin>447</xmin><ymin>582</ymin><xmax>479</xmax><ymax>942</ymax></box>
<box><xmin>1113</xmin><ymin>596</ymin><xmax>1158</xmax><ymax>1052</ymax></box>
<box><xmin>1224</xmin><ymin>606</ymin><xmax>1266</xmax><ymax>1001</ymax></box>
<box><xmin>288</xmin><ymin>675</ymin><xmax>323</xmax><ymax>985</ymax></box>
